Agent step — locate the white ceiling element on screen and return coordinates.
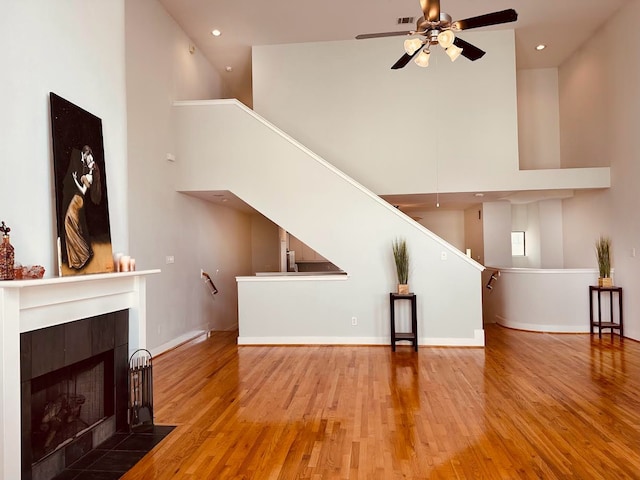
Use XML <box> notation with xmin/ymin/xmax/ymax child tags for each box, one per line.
<box><xmin>159</xmin><ymin>0</ymin><xmax>629</xmax><ymax>104</ymax></box>
<box><xmin>158</xmin><ymin>0</ymin><xmax>627</xmax><ymax>213</ymax></box>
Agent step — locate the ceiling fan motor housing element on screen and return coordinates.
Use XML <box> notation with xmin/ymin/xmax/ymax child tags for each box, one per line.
<box><xmin>416</xmin><ymin>12</ymin><xmax>452</xmax><ymax>33</ymax></box>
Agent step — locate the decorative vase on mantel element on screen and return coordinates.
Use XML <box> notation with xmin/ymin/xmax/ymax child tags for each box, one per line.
<box><xmin>0</xmin><ymin>221</ymin><xmax>15</xmax><ymax>281</ymax></box>
<box><xmin>397</xmin><ymin>283</ymin><xmax>409</xmax><ymax>295</ymax></box>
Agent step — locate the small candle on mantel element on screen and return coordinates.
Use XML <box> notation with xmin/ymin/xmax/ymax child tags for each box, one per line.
<box><xmin>113</xmin><ymin>252</ymin><xmax>123</xmax><ymax>272</ymax></box>
<box><xmin>120</xmin><ymin>255</ymin><xmax>131</xmax><ymax>272</ymax></box>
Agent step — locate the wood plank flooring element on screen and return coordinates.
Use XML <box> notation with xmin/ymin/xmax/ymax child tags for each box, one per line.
<box><xmin>122</xmin><ymin>325</ymin><xmax>640</xmax><ymax>479</ymax></box>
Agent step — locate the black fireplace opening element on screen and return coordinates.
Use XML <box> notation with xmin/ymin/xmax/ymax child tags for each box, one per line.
<box><xmin>21</xmin><ymin>310</ymin><xmax>130</xmax><ymax>480</ymax></box>
<box><xmin>30</xmin><ymin>351</ymin><xmax>114</xmax><ymax>463</ymax></box>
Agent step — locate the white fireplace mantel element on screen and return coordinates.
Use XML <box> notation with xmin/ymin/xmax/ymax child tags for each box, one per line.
<box><xmin>0</xmin><ymin>269</ymin><xmax>160</xmax><ymax>480</ymax></box>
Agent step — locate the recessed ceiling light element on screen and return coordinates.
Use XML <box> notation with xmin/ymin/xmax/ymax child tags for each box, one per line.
<box><xmin>474</xmin><ymin>193</ymin><xmax>485</xmax><ymax>197</ymax></box>
<box><xmin>535</xmin><ymin>44</ymin><xmax>546</xmax><ymax>51</ymax></box>
<box><xmin>211</xmin><ymin>29</ymin><xmax>221</xmax><ymax>37</ymax></box>
<box><xmin>225</xmin><ymin>66</ymin><xmax>233</xmax><ymax>72</ymax></box>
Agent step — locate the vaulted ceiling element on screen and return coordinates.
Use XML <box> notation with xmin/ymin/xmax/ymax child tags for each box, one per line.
<box><xmin>159</xmin><ymin>0</ymin><xmax>629</xmax><ymax>105</ymax></box>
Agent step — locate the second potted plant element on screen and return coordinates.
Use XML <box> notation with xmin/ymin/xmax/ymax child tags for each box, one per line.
<box><xmin>595</xmin><ymin>236</ymin><xmax>613</xmax><ymax>287</ymax></box>
<box><xmin>392</xmin><ymin>238</ymin><xmax>409</xmax><ymax>294</ymax></box>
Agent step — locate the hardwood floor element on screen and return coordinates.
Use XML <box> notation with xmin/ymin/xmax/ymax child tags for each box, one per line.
<box><xmin>122</xmin><ymin>325</ymin><xmax>640</xmax><ymax>479</ymax></box>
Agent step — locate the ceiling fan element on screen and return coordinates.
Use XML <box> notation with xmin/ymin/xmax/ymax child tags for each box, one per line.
<box><xmin>356</xmin><ymin>0</ymin><xmax>518</xmax><ymax>69</ymax></box>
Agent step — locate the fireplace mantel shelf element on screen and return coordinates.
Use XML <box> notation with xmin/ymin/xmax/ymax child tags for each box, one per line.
<box><xmin>1</xmin><ymin>269</ymin><xmax>160</xmax><ymax>289</ymax></box>
<box><xmin>0</xmin><ymin>269</ymin><xmax>160</xmax><ymax>480</ymax></box>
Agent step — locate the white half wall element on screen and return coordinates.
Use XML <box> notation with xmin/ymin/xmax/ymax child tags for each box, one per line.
<box><xmin>483</xmin><ymin>268</ymin><xmax>600</xmax><ymax>333</ymax></box>
<box><xmin>173</xmin><ymin>100</ymin><xmax>485</xmax><ymax>345</ymax></box>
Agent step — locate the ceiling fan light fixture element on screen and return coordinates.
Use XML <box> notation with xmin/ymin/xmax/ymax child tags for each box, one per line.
<box><xmin>445</xmin><ymin>44</ymin><xmax>463</xmax><ymax>62</ymax></box>
<box><xmin>414</xmin><ymin>49</ymin><xmax>431</xmax><ymax>67</ymax></box>
<box><xmin>437</xmin><ymin>30</ymin><xmax>455</xmax><ymax>48</ymax></box>
<box><xmin>404</xmin><ymin>37</ymin><xmax>423</xmax><ymax>55</ymax></box>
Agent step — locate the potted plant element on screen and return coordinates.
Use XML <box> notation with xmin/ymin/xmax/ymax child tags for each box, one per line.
<box><xmin>392</xmin><ymin>238</ymin><xmax>409</xmax><ymax>294</ymax></box>
<box><xmin>595</xmin><ymin>236</ymin><xmax>612</xmax><ymax>287</ymax></box>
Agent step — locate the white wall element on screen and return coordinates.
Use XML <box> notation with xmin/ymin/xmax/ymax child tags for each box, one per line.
<box><xmin>0</xmin><ymin>1</ymin><xmax>128</xmax><ymax>274</ymax></box>
<box><xmin>562</xmin><ymin>190</ymin><xmax>611</xmax><ymax>268</ymax></box>
<box><xmin>483</xmin><ymin>202</ymin><xmax>512</xmax><ymax>267</ymax></box>
<box><xmin>251</xmin><ymin>214</ymin><xmax>280</xmax><ymax>273</ymax></box>
<box><xmin>252</xmin><ymin>31</ymin><xmax>520</xmax><ymax>195</ymax></box>
<box><xmin>538</xmin><ymin>199</ymin><xmax>564</xmax><ymax>268</ymax></box>
<box><xmin>125</xmin><ymin>0</ymin><xmax>252</xmax><ymax>348</ymax></box>
<box><xmin>483</xmin><ymin>268</ymin><xmax>600</xmax><ymax>332</ymax></box>
<box><xmin>464</xmin><ymin>205</ymin><xmax>484</xmax><ymax>264</ymax></box>
<box><xmin>559</xmin><ymin>0</ymin><xmax>640</xmax><ymax>340</ymax></box>
<box><xmin>517</xmin><ymin>68</ymin><xmax>561</xmax><ymax>170</ymax></box>
<box><xmin>412</xmin><ymin>210</ymin><xmax>465</xmax><ymax>252</ymax></box>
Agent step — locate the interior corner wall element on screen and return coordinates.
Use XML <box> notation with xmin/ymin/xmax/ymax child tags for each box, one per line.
<box><xmin>482</xmin><ymin>202</ymin><xmax>512</xmax><ymax>267</ymax></box>
<box><xmin>0</xmin><ymin>0</ymin><xmax>128</xmax><ymax>275</ymax></box>
<box><xmin>413</xmin><ymin>210</ymin><xmax>465</xmax><ymax>252</ymax></box>
<box><xmin>252</xmin><ymin>30</ymin><xmax>519</xmax><ymax>195</ymax></box>
<box><xmin>251</xmin><ymin>214</ymin><xmax>280</xmax><ymax>273</ymax></box>
<box><xmin>538</xmin><ymin>199</ymin><xmax>564</xmax><ymax>268</ymax></box>
<box><xmin>559</xmin><ymin>0</ymin><xmax>640</xmax><ymax>340</ymax></box>
<box><xmin>125</xmin><ymin>0</ymin><xmax>252</xmax><ymax>347</ymax></box>
<box><xmin>562</xmin><ymin>190</ymin><xmax>611</xmax><ymax>268</ymax></box>
<box><xmin>516</xmin><ymin>68</ymin><xmax>561</xmax><ymax>170</ymax></box>
<box><xmin>464</xmin><ymin>205</ymin><xmax>484</xmax><ymax>264</ymax></box>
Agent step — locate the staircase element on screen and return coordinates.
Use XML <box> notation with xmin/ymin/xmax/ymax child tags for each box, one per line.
<box><xmin>172</xmin><ymin>99</ymin><xmax>485</xmax><ymax>346</ymax></box>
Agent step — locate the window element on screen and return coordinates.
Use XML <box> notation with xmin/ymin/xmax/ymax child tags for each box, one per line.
<box><xmin>511</xmin><ymin>231</ymin><xmax>525</xmax><ymax>256</ymax></box>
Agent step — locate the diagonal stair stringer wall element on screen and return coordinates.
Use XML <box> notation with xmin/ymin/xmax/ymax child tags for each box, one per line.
<box><xmin>173</xmin><ymin>99</ymin><xmax>485</xmax><ymax>346</ymax></box>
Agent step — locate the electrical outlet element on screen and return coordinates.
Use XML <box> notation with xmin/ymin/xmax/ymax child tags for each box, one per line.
<box><xmin>166</xmin><ymin>255</ymin><xmax>175</xmax><ymax>264</ymax></box>
<box><xmin>351</xmin><ymin>316</ymin><xmax>358</xmax><ymax>326</ymax></box>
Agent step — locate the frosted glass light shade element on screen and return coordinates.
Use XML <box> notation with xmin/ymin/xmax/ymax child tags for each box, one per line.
<box><xmin>414</xmin><ymin>49</ymin><xmax>430</xmax><ymax>67</ymax></box>
<box><xmin>437</xmin><ymin>30</ymin><xmax>455</xmax><ymax>48</ymax></box>
<box><xmin>446</xmin><ymin>44</ymin><xmax>463</xmax><ymax>62</ymax></box>
<box><xmin>404</xmin><ymin>38</ymin><xmax>423</xmax><ymax>55</ymax></box>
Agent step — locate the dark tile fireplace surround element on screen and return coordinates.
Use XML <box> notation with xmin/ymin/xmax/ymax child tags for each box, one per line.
<box><xmin>21</xmin><ymin>310</ymin><xmax>129</xmax><ymax>480</ymax></box>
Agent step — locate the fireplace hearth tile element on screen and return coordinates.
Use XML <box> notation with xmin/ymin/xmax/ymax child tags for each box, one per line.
<box><xmin>87</xmin><ymin>449</ymin><xmax>147</xmax><ymax>472</ymax></box>
<box><xmin>52</xmin><ymin>426</ymin><xmax>175</xmax><ymax>480</ymax></box>
<box><xmin>57</xmin><ymin>471</ymin><xmax>122</xmax><ymax>480</ymax></box>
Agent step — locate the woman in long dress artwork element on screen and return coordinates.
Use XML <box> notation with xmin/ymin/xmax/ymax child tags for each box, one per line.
<box><xmin>64</xmin><ymin>145</ymin><xmax>102</xmax><ymax>269</ymax></box>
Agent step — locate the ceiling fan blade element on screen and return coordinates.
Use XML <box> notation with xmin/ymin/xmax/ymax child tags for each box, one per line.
<box><xmin>391</xmin><ymin>48</ymin><xmax>421</xmax><ymax>70</ymax></box>
<box><xmin>453</xmin><ymin>9</ymin><xmax>518</xmax><ymax>31</ymax></box>
<box><xmin>453</xmin><ymin>37</ymin><xmax>486</xmax><ymax>61</ymax></box>
<box><xmin>420</xmin><ymin>0</ymin><xmax>440</xmax><ymax>22</ymax></box>
<box><xmin>356</xmin><ymin>30</ymin><xmax>411</xmax><ymax>40</ymax></box>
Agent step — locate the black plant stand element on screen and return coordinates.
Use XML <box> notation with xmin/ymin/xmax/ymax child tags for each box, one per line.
<box><xmin>389</xmin><ymin>293</ymin><xmax>418</xmax><ymax>351</ymax></box>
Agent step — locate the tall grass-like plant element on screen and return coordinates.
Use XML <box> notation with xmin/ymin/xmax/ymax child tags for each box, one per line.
<box><xmin>392</xmin><ymin>238</ymin><xmax>409</xmax><ymax>285</ymax></box>
<box><xmin>595</xmin><ymin>236</ymin><xmax>611</xmax><ymax>278</ymax></box>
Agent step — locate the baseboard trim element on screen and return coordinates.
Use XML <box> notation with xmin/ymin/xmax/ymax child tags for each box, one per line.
<box><xmin>238</xmin><ymin>330</ymin><xmax>485</xmax><ymax>347</ymax></box>
<box><xmin>150</xmin><ymin>330</ymin><xmax>207</xmax><ymax>357</ymax></box>
<box><xmin>496</xmin><ymin>316</ymin><xmax>589</xmax><ymax>333</ymax></box>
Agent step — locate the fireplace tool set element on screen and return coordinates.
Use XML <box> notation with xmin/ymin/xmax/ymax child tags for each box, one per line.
<box><xmin>128</xmin><ymin>349</ymin><xmax>154</xmax><ymax>431</ymax></box>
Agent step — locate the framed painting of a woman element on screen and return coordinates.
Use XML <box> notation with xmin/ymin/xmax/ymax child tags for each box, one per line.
<box><xmin>50</xmin><ymin>93</ymin><xmax>114</xmax><ymax>276</ymax></box>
